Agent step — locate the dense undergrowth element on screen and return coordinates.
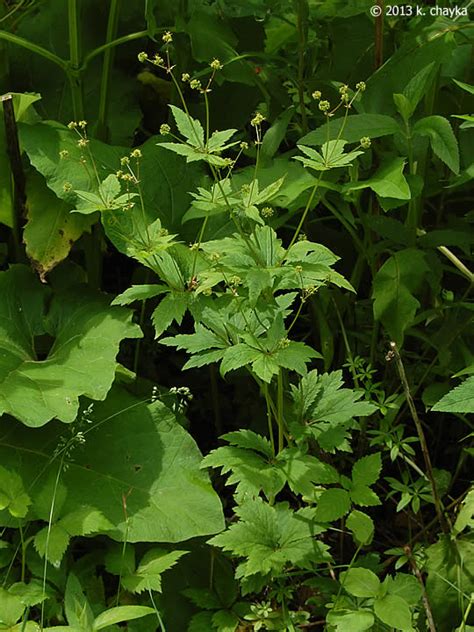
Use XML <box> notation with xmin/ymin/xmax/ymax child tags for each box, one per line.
<box><xmin>0</xmin><ymin>1</ymin><xmax>473</xmax><ymax>630</ymax></box>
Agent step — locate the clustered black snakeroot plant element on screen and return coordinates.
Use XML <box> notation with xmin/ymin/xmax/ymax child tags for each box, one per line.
<box><xmin>0</xmin><ymin>3</ymin><xmax>473</xmax><ymax>631</ymax></box>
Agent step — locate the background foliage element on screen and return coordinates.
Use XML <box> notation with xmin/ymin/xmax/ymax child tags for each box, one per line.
<box><xmin>0</xmin><ymin>0</ymin><xmax>473</xmax><ymax>630</ymax></box>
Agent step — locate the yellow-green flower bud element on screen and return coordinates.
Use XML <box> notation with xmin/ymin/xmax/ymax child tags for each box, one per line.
<box><xmin>318</xmin><ymin>100</ymin><xmax>331</xmax><ymax>113</ymax></box>
<box><xmin>210</xmin><ymin>58</ymin><xmax>223</xmax><ymax>71</ymax></box>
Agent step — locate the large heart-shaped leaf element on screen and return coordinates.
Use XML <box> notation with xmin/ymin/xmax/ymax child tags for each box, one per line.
<box><xmin>0</xmin><ymin>265</ymin><xmax>141</xmax><ymax>427</ymax></box>
<box><xmin>19</xmin><ymin>121</ymin><xmax>203</xmax><ymax>243</ymax></box>
<box><xmin>0</xmin><ymin>386</ymin><xmax>225</xmax><ymax>542</ymax></box>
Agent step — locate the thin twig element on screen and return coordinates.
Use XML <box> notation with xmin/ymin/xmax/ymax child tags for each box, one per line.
<box><xmin>404</xmin><ymin>544</ymin><xmax>437</xmax><ymax>632</ymax></box>
<box><xmin>388</xmin><ymin>342</ymin><xmax>449</xmax><ymax>533</ymax></box>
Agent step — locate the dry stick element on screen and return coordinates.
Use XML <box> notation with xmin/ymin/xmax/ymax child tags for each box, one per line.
<box><xmin>404</xmin><ymin>544</ymin><xmax>437</xmax><ymax>632</ymax></box>
<box><xmin>389</xmin><ymin>342</ymin><xmax>450</xmax><ymax>534</ymax></box>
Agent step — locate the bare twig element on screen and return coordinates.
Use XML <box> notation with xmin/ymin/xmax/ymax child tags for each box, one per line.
<box><xmin>388</xmin><ymin>342</ymin><xmax>449</xmax><ymax>533</ymax></box>
<box><xmin>404</xmin><ymin>544</ymin><xmax>437</xmax><ymax>632</ymax></box>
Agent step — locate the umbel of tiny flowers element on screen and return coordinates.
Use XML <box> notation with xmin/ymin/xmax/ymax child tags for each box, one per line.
<box><xmin>360</xmin><ymin>136</ymin><xmax>371</xmax><ymax>149</ymax></box>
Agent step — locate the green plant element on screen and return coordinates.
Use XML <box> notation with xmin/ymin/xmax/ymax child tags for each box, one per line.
<box><xmin>0</xmin><ymin>1</ymin><xmax>472</xmax><ymax>629</ymax></box>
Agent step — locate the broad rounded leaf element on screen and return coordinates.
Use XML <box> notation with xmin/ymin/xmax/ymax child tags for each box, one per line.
<box><xmin>0</xmin><ymin>386</ymin><xmax>224</xmax><ymax>542</ymax></box>
<box><xmin>341</xmin><ymin>567</ymin><xmax>380</xmax><ymax>598</ymax></box>
<box><xmin>24</xmin><ymin>172</ymin><xmax>93</xmax><ymax>280</ymax></box>
<box><xmin>314</xmin><ymin>488</ymin><xmax>351</xmax><ymax>522</ymax></box>
<box><xmin>374</xmin><ymin>594</ymin><xmax>413</xmax><ymax>630</ymax></box>
<box><xmin>0</xmin><ymin>265</ymin><xmax>141</xmax><ymax>426</ymax></box>
<box><xmin>346</xmin><ymin>510</ymin><xmax>374</xmax><ymax>545</ymax></box>
<box><xmin>326</xmin><ymin>608</ymin><xmax>375</xmax><ymax>632</ymax></box>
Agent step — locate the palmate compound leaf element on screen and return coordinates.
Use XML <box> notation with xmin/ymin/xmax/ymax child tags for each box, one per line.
<box><xmin>290</xmin><ymin>370</ymin><xmax>376</xmax><ymax>451</ymax></box>
<box><xmin>34</xmin><ymin>506</ymin><xmax>114</xmax><ymax>566</ymax></box>
<box><xmin>161</xmin><ymin>105</ymin><xmax>238</xmax><ymax>167</ymax></box>
<box><xmin>0</xmin><ymin>386</ymin><xmax>224</xmax><ymax>543</ymax></box>
<box><xmin>0</xmin><ymin>265</ymin><xmax>141</xmax><ymax>427</ymax></box>
<box><xmin>202</xmin><ymin>431</ymin><xmax>340</xmax><ymax>503</ymax></box>
<box><xmin>0</xmin><ymin>466</ymin><xmax>31</xmax><ymax>518</ymax></box>
<box><xmin>208</xmin><ymin>500</ymin><xmax>331</xmax><ymax>579</ymax></box>
<box><xmin>121</xmin><ymin>549</ymin><xmax>188</xmax><ymax>594</ymax></box>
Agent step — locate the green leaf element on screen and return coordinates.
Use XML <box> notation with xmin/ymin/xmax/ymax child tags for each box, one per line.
<box><xmin>19</xmin><ymin>122</ymin><xmax>202</xmax><ymax>242</ymax></box>
<box><xmin>344</xmin><ymin>158</ymin><xmax>411</xmax><ymax>200</ymax></box>
<box><xmin>0</xmin><ymin>588</ymin><xmax>25</xmax><ymax>626</ymax></box>
<box><xmin>202</xmin><ymin>444</ymin><xmax>286</xmax><ymax>502</ymax></box>
<box><xmin>93</xmin><ymin>606</ymin><xmax>155</xmax><ymax>631</ymax></box>
<box><xmin>453</xmin><ymin>488</ymin><xmax>474</xmax><ymax>535</ymax></box>
<box><xmin>299</xmin><ymin>114</ymin><xmax>400</xmax><ymax>146</ymax></box>
<box><xmin>295</xmin><ymin>141</ymin><xmax>363</xmax><ymax>172</ymax></box>
<box><xmin>352</xmin><ymin>453</ymin><xmax>382</xmax><ymax>488</ymax></box>
<box><xmin>374</xmin><ymin>594</ymin><xmax>413</xmax><ymax>630</ymax></box>
<box><xmin>432</xmin><ymin>377</ymin><xmax>474</xmax><ymax>413</ymax></box>
<box><xmin>64</xmin><ymin>573</ymin><xmax>94</xmax><ymax>630</ymax></box>
<box><xmin>34</xmin><ymin>524</ymin><xmax>70</xmax><ymax>566</ymax></box>
<box><xmin>426</xmin><ymin>536</ymin><xmax>474</xmax><ymax>628</ymax></box>
<box><xmin>313</xmin><ymin>488</ymin><xmax>351</xmax><ymax>522</ymax></box>
<box><xmin>0</xmin><ymin>93</ymin><xmax>41</xmax><ymax>229</ymax></box>
<box><xmin>0</xmin><ymin>386</ymin><xmax>224</xmax><ymax>542</ymax></box>
<box><xmin>346</xmin><ymin>510</ymin><xmax>374</xmax><ymax>545</ymax></box>
<box><xmin>291</xmin><ymin>370</ymin><xmax>376</xmax><ymax>451</ymax></box>
<box><xmin>0</xmin><ymin>467</ymin><xmax>31</xmax><ymax>518</ymax></box>
<box><xmin>220</xmin><ymin>344</ymin><xmax>260</xmax><ymax>377</ymax></box>
<box><xmin>372</xmin><ymin>248</ymin><xmax>430</xmax><ymax>344</ymax></box>
<box><xmin>341</xmin><ymin>567</ymin><xmax>380</xmax><ymax>598</ymax></box>
<box><xmin>395</xmin><ymin>62</ymin><xmax>437</xmax><ymax>121</ymax></box>
<box><xmin>169</xmin><ymin>105</ymin><xmax>205</xmax><ymax>147</ymax></box>
<box><xmin>453</xmin><ymin>78</ymin><xmax>474</xmax><ymax>95</ymax></box>
<box><xmin>189</xmin><ymin>611</ymin><xmax>215</xmax><ymax>632</ymax></box>
<box><xmin>414</xmin><ymin>115</ymin><xmax>460</xmax><ymax>174</ymax></box>
<box><xmin>121</xmin><ymin>549</ymin><xmax>187</xmax><ymax>594</ymax></box>
<box><xmin>211</xmin><ymin>609</ymin><xmax>240</xmax><ymax>632</ymax></box>
<box><xmin>112</xmin><ymin>284</ymin><xmax>167</xmax><ymax>305</ymax></box>
<box><xmin>60</xmin><ymin>506</ymin><xmax>113</xmax><ymax>536</ymax></box>
<box><xmin>261</xmin><ymin>107</ymin><xmax>295</xmax><ymax>161</ymax></box>
<box><xmin>152</xmin><ymin>293</ymin><xmax>190</xmax><ymax>339</ymax></box>
<box><xmin>223</xmin><ymin>430</ymin><xmax>273</xmax><ymax>458</ymax></box>
<box><xmin>24</xmin><ymin>172</ymin><xmax>93</xmax><ymax>281</ymax></box>
<box><xmin>208</xmin><ymin>500</ymin><xmax>330</xmax><ymax>578</ymax></box>
<box><xmin>326</xmin><ymin>608</ymin><xmax>374</xmax><ymax>631</ymax></box>
<box><xmin>0</xmin><ymin>265</ymin><xmax>141</xmax><ymax>427</ymax></box>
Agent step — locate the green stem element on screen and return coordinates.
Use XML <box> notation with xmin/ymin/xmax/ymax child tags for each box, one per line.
<box><xmin>0</xmin><ymin>30</ymin><xmax>66</xmax><ymax>69</ymax></box>
<box><xmin>82</xmin><ymin>30</ymin><xmax>148</xmax><ymax>68</ymax></box>
<box><xmin>390</xmin><ymin>342</ymin><xmax>449</xmax><ymax>534</ymax></box>
<box><xmin>294</xmin><ymin>0</ymin><xmax>309</xmax><ymax>133</ymax></box>
<box><xmin>18</xmin><ymin>522</ymin><xmax>26</xmax><ymax>583</ymax></box>
<box><xmin>437</xmin><ymin>245</ymin><xmax>474</xmax><ymax>284</ymax></box>
<box><xmin>405</xmin><ymin>119</ymin><xmax>418</xmax><ymax>229</ymax></box>
<box><xmin>277</xmin><ymin>369</ymin><xmax>285</xmax><ymax>453</ymax></box>
<box><xmin>285</xmin><ymin>173</ymin><xmax>323</xmax><ymax>254</ymax></box>
<box><xmin>97</xmin><ymin>0</ymin><xmax>121</xmax><ymax>140</ymax></box>
<box><xmin>40</xmin><ymin>456</ymin><xmax>66</xmax><ymax>630</ymax></box>
<box><xmin>68</xmin><ymin>0</ymin><xmax>84</xmax><ymax>119</ymax></box>
<box><xmin>264</xmin><ymin>383</ymin><xmax>276</xmax><ymax>456</ymax></box>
